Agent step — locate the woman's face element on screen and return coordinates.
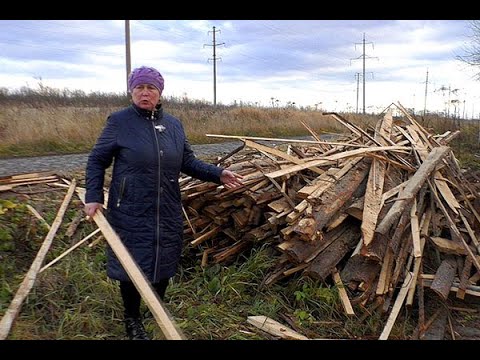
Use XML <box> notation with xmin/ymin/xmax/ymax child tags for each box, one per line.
<box><xmin>131</xmin><ymin>84</ymin><xmax>161</xmax><ymax>111</ymax></box>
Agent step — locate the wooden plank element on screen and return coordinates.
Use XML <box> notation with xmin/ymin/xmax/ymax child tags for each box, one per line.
<box><xmin>0</xmin><ymin>180</ymin><xmax>76</xmax><ymax>340</ymax></box>
<box><xmin>286</xmin><ymin>200</ymin><xmax>308</xmax><ymax>223</ymax></box>
<box><xmin>457</xmin><ymin>256</ymin><xmax>473</xmax><ymax>300</ymax></box>
<box><xmin>26</xmin><ymin>204</ymin><xmax>51</xmax><ymax>230</ymax></box>
<box><xmin>430</xmin><ymin>236</ymin><xmax>468</xmax><ymax>255</ymax></box>
<box><xmin>0</xmin><ymin>178</ymin><xmax>58</xmax><ymax>192</ymax></box>
<box><xmin>332</xmin><ymin>269</ymin><xmax>355</xmax><ymax>316</ymax></box>
<box><xmin>265</xmin><ymin>146</ymin><xmax>408</xmax><ymax>179</ymax></box>
<box><xmin>299</xmin><ymin>169</ymin><xmax>339</xmax><ymax>197</ymax></box>
<box><xmin>361</xmin><ymin>110</ymin><xmax>392</xmax><ymax>247</ymax></box>
<box><xmin>212</xmin><ymin>240</ymin><xmax>249</xmax><ymax>263</ymax></box>
<box><xmin>376</xmin><ymin>247</ymin><xmax>393</xmax><ymax>295</ymax></box>
<box><xmin>268</xmin><ymin>198</ymin><xmax>291</xmax><ymax>213</ymax></box>
<box><xmin>434</xmin><ymin>171</ymin><xmax>460</xmax><ymax>214</ymax></box>
<box><xmin>410</xmin><ymin>199</ymin><xmax>422</xmax><ymax>258</ymax></box>
<box><xmin>428</xmin><ymin>178</ymin><xmax>480</xmax><ymax>272</ymax></box>
<box><xmin>191</xmin><ymin>225</ymin><xmax>221</xmax><ymax>246</ymax></box>
<box><xmin>206</xmin><ymin>133</ymin><xmax>373</xmax><ymax>148</ymax></box>
<box><xmin>182</xmin><ymin>206</ymin><xmax>196</xmax><ymax>235</ymax></box>
<box><xmin>76</xmin><ymin>188</ymin><xmax>184</xmax><ymax>340</ymax></box>
<box><xmin>361</xmin><ymin>155</ymin><xmax>386</xmax><ymax>246</ymax></box>
<box><xmin>421</xmin><ymin>278</ymin><xmax>480</xmax><ymax>297</ymax></box>
<box><xmin>40</xmin><ymin>228</ymin><xmax>102</xmax><ymax>273</ymax></box>
<box><xmin>378</xmin><ymin>271</ymin><xmax>413</xmax><ymax>340</ymax></box>
<box><xmin>244</xmin><ymin>139</ymin><xmax>324</xmax><ymax>175</ymax></box>
<box><xmin>214</xmin><ymin>143</ymin><xmax>245</xmax><ymax>166</ymax></box>
<box><xmin>0</xmin><ymin>171</ymin><xmax>55</xmax><ymax>182</ymax></box>
<box><xmin>247</xmin><ymin>316</ymin><xmax>309</xmax><ymax>340</ymax></box>
<box><xmin>458</xmin><ymin>211</ymin><xmax>480</xmax><ymax>253</ymax></box>
<box><xmin>1</xmin><ymin>175</ymin><xmax>57</xmax><ymax>185</ymax></box>
<box><xmin>406</xmin><ymin>237</ymin><xmax>426</xmax><ymax>306</ymax></box>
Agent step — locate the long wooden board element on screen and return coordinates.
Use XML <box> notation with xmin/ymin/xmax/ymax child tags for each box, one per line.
<box><xmin>77</xmin><ymin>189</ymin><xmax>185</xmax><ymax>340</ymax></box>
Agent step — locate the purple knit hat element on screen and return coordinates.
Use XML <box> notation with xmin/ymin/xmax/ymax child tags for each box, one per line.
<box><xmin>128</xmin><ymin>66</ymin><xmax>164</xmax><ymax>93</ymax></box>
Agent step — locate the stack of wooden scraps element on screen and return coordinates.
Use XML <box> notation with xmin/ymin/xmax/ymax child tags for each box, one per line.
<box><xmin>0</xmin><ymin>171</ymin><xmax>59</xmax><ymax>193</ymax></box>
<box><xmin>181</xmin><ymin>103</ymin><xmax>480</xmax><ymax>338</ymax></box>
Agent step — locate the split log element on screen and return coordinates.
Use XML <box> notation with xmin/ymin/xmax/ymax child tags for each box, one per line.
<box><xmin>430</xmin><ymin>256</ymin><xmax>458</xmax><ymax>301</ymax></box>
<box><xmin>305</xmin><ymin>227</ymin><xmax>360</xmax><ymax>281</ymax></box>
<box><xmin>361</xmin><ymin>110</ymin><xmax>392</xmax><ymax>246</ymax></box>
<box><xmin>311</xmin><ymin>159</ymin><xmax>370</xmax><ymax>231</ymax></box>
<box><xmin>375</xmin><ymin>146</ymin><xmax>451</xmax><ymax>238</ymax></box>
<box><xmin>340</xmin><ymin>255</ymin><xmax>381</xmax><ymax>294</ymax></box>
<box><xmin>281</xmin><ymin>221</ymin><xmax>358</xmax><ymax>264</ymax></box>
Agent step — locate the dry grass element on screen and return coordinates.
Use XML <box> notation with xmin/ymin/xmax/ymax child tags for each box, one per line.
<box><xmin>0</xmin><ymin>102</ymin><xmax>380</xmax><ymax>158</ymax></box>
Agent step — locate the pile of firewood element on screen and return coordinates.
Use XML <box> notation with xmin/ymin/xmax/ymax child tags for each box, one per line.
<box><xmin>181</xmin><ymin>103</ymin><xmax>480</xmax><ymax>338</ymax></box>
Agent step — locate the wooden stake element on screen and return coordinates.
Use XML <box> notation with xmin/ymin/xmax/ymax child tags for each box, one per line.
<box><xmin>0</xmin><ymin>180</ymin><xmax>77</xmax><ymax>340</ymax></box>
<box><xmin>379</xmin><ymin>271</ymin><xmax>413</xmax><ymax>340</ymax></box>
<box><xmin>39</xmin><ymin>228</ymin><xmax>101</xmax><ymax>273</ymax></box>
<box><xmin>26</xmin><ymin>204</ymin><xmax>51</xmax><ymax>230</ymax></box>
<box><xmin>332</xmin><ymin>269</ymin><xmax>355</xmax><ymax>315</ymax></box>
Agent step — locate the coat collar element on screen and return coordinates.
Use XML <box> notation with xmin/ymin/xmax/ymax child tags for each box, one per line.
<box><xmin>131</xmin><ymin>103</ymin><xmax>163</xmax><ymax>121</ymax></box>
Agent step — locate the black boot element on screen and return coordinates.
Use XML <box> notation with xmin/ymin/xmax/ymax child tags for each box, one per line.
<box><xmin>124</xmin><ymin>317</ymin><xmax>150</xmax><ymax>340</ymax></box>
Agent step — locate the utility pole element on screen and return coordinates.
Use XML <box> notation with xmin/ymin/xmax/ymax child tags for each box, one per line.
<box><xmin>351</xmin><ymin>33</ymin><xmax>377</xmax><ymax>114</ymax></box>
<box><xmin>355</xmin><ymin>73</ymin><xmax>360</xmax><ymax>114</ymax></box>
<box><xmin>125</xmin><ymin>20</ymin><xmax>131</xmax><ymax>94</ymax></box>
<box><xmin>422</xmin><ymin>69</ymin><xmax>429</xmax><ymax>115</ymax></box>
<box><xmin>204</xmin><ymin>26</ymin><xmax>224</xmax><ymax>107</ymax></box>
<box><xmin>448</xmin><ymin>85</ymin><xmax>451</xmax><ymax>117</ymax></box>
<box><xmin>354</xmin><ymin>72</ymin><xmax>373</xmax><ymax>114</ymax></box>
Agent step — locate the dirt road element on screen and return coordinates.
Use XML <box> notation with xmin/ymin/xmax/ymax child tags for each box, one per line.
<box><xmin>0</xmin><ymin>141</ymin><xmax>245</xmax><ymax>177</ymax></box>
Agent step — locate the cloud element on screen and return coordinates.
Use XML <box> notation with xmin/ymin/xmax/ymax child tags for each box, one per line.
<box><xmin>1</xmin><ymin>19</ymin><xmax>480</xmax><ymax>116</ymax></box>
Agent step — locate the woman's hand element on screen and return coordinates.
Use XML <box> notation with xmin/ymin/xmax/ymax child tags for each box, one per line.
<box><xmin>84</xmin><ymin>202</ymin><xmax>103</xmax><ymax>219</ymax></box>
<box><xmin>220</xmin><ymin>169</ymin><xmax>244</xmax><ymax>190</ymax></box>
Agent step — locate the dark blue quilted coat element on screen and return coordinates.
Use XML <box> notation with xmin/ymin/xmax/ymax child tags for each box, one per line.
<box><xmin>85</xmin><ymin>104</ymin><xmax>223</xmax><ymax>282</ymax></box>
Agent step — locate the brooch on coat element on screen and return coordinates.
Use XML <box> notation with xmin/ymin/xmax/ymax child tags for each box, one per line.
<box><xmin>154</xmin><ymin>124</ymin><xmax>166</xmax><ymax>133</ymax></box>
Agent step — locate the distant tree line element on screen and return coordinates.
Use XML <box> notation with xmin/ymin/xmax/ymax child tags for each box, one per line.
<box><xmin>0</xmin><ymin>84</ymin><xmax>248</xmax><ymax>111</ymax></box>
<box><xmin>0</xmin><ymin>85</ymin><xmax>129</xmax><ymax>107</ymax></box>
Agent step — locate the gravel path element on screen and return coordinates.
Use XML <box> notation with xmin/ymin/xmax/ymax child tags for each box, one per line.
<box><xmin>0</xmin><ymin>138</ymin><xmax>317</xmax><ymax>177</ymax></box>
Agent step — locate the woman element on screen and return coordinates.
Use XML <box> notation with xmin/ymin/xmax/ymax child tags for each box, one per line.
<box><xmin>84</xmin><ymin>66</ymin><xmax>243</xmax><ymax>340</ymax></box>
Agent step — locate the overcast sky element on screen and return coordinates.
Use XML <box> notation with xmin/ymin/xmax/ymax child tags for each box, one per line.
<box><xmin>1</xmin><ymin>20</ymin><xmax>480</xmax><ymax>117</ymax></box>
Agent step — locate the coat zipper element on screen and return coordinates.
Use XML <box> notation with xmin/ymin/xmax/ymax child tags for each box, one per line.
<box><xmin>152</xmin><ymin>121</ymin><xmax>162</xmax><ymax>283</ymax></box>
<box><xmin>116</xmin><ymin>177</ymin><xmax>126</xmax><ymax>207</ymax></box>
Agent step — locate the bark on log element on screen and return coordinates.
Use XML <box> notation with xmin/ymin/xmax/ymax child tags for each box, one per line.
<box><xmin>375</xmin><ymin>146</ymin><xmax>451</xmax><ymax>237</ymax></box>
<box><xmin>304</xmin><ymin>226</ymin><xmax>360</xmax><ymax>281</ymax></box>
<box><xmin>430</xmin><ymin>255</ymin><xmax>458</xmax><ymax>301</ymax></box>
<box><xmin>312</xmin><ymin>159</ymin><xmax>370</xmax><ymax>231</ymax></box>
<box><xmin>341</xmin><ymin>255</ymin><xmax>382</xmax><ymax>293</ymax></box>
<box><xmin>283</xmin><ymin>221</ymin><xmax>359</xmax><ymax>264</ymax></box>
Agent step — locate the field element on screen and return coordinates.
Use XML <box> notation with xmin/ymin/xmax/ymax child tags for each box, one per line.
<box><xmin>2</xmin><ymin>89</ymin><xmax>480</xmax><ymax>340</ymax></box>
